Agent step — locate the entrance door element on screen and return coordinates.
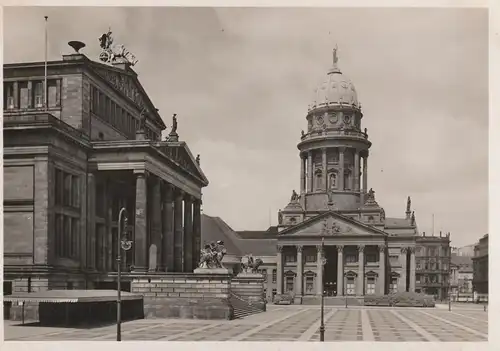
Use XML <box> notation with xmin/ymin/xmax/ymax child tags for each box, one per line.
<box><xmin>323</xmin><ymin>246</ymin><xmax>338</xmax><ymax>296</ymax></box>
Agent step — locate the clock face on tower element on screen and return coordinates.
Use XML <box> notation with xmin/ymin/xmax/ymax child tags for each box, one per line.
<box><xmin>329</xmin><ymin>112</ymin><xmax>338</xmax><ymax>124</ymax></box>
<box><xmin>316</xmin><ymin>115</ymin><xmax>324</xmax><ymax>125</ymax></box>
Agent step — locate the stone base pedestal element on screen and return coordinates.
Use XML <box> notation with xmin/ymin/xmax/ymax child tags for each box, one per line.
<box><xmin>231</xmin><ymin>272</ymin><xmax>266</xmax><ymax>312</ymax></box>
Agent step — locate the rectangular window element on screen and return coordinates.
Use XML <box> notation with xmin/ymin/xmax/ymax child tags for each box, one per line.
<box><xmin>390</xmin><ymin>278</ymin><xmax>398</xmax><ymax>293</ymax></box>
<box><xmin>4</xmin><ymin>82</ymin><xmax>15</xmax><ymax>109</ymax></box>
<box><xmin>33</xmin><ymin>81</ymin><xmax>44</xmax><ymax>107</ymax></box>
<box><xmin>19</xmin><ymin>82</ymin><xmax>29</xmax><ymax>108</ymax></box>
<box><xmin>71</xmin><ymin>218</ymin><xmax>79</xmax><ymax>258</ymax></box>
<box><xmin>63</xmin><ymin>173</ymin><xmax>72</xmax><ymax>206</ymax></box>
<box><xmin>272</xmin><ymin>269</ymin><xmax>277</xmax><ymax>283</ymax></box>
<box><xmin>285</xmin><ymin>277</ymin><xmax>294</xmax><ymax>292</ymax></box>
<box><xmin>285</xmin><ymin>254</ymin><xmax>296</xmax><ymax>263</ymax></box>
<box><xmin>366</xmin><ymin>253</ymin><xmax>377</xmax><ymax>263</ymax></box>
<box><xmin>346</xmin><ymin>278</ymin><xmax>355</xmax><ymax>295</ymax></box>
<box><xmin>345</xmin><ymin>254</ymin><xmax>357</xmax><ymax>263</ymax></box>
<box><xmin>305</xmin><ymin>253</ymin><xmax>316</xmax><ymax>263</ymax></box>
<box><xmin>47</xmin><ymin>80</ymin><xmax>59</xmax><ymax>107</ymax></box>
<box><xmin>366</xmin><ymin>277</ymin><xmax>375</xmax><ymax>295</ymax></box>
<box><xmin>306</xmin><ymin>277</ymin><xmax>314</xmax><ymax>294</ymax></box>
<box><xmin>262</xmin><ymin>270</ymin><xmax>267</xmax><ymax>282</ymax></box>
<box><xmin>416</xmin><ymin>274</ymin><xmax>421</xmax><ymax>284</ymax></box>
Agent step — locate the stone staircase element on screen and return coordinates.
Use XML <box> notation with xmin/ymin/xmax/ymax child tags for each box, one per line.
<box><xmin>229</xmin><ymin>292</ymin><xmax>265</xmax><ymax>319</ymax></box>
<box><xmin>301</xmin><ymin>296</ymin><xmax>364</xmax><ymax>306</ymax></box>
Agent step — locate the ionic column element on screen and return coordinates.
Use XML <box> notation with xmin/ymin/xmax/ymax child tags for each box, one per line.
<box><xmin>339</xmin><ymin>147</ymin><xmax>345</xmax><ymax>191</ymax></box>
<box><xmin>13</xmin><ymin>81</ymin><xmax>19</xmax><ymax>108</ymax></box>
<box><xmin>133</xmin><ymin>171</ymin><xmax>147</xmax><ymax>272</ymax></box>
<box><xmin>183</xmin><ymin>195</ymin><xmax>194</xmax><ymax>272</ymax></box>
<box><xmin>316</xmin><ymin>244</ymin><xmax>324</xmax><ymax>295</ymax></box>
<box><xmin>162</xmin><ymin>183</ymin><xmax>174</xmax><ymax>272</ymax></box>
<box><xmin>296</xmin><ymin>245</ymin><xmax>303</xmax><ymax>296</ymax></box>
<box><xmin>149</xmin><ymin>176</ymin><xmax>162</xmax><ymax>272</ymax></box>
<box><xmin>322</xmin><ymin>148</ymin><xmax>328</xmax><ymax>190</ymax></box>
<box><xmin>300</xmin><ymin>154</ymin><xmax>306</xmax><ymax>194</ymax></box>
<box><xmin>357</xmin><ymin>245</ymin><xmax>365</xmax><ymax>295</ymax></box>
<box><xmin>409</xmin><ymin>247</ymin><xmax>416</xmax><ymax>292</ymax></box>
<box><xmin>337</xmin><ymin>245</ymin><xmax>344</xmax><ymax>296</ymax></box>
<box><xmin>277</xmin><ymin>245</ymin><xmax>283</xmax><ymax>294</ymax></box>
<box><xmin>173</xmin><ymin>190</ymin><xmax>184</xmax><ymax>272</ymax></box>
<box><xmin>362</xmin><ymin>155</ymin><xmax>368</xmax><ymax>191</ymax></box>
<box><xmin>354</xmin><ymin>151</ymin><xmax>360</xmax><ymax>191</ymax></box>
<box><xmin>307</xmin><ymin>151</ymin><xmax>313</xmax><ymax>192</ymax></box>
<box><xmin>378</xmin><ymin>245</ymin><xmax>386</xmax><ymax>295</ymax></box>
<box><xmin>192</xmin><ymin>199</ymin><xmax>202</xmax><ymax>270</ymax></box>
<box><xmin>27</xmin><ymin>81</ymin><xmax>33</xmax><ymax>108</ymax></box>
<box><xmin>399</xmin><ymin>247</ymin><xmax>408</xmax><ymax>292</ymax></box>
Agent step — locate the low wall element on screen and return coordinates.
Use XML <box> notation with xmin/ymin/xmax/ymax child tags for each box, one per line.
<box><xmin>131</xmin><ymin>273</ymin><xmax>233</xmax><ymax>320</ymax></box>
<box><xmin>231</xmin><ymin>273</ymin><xmax>266</xmax><ymax>311</ymax></box>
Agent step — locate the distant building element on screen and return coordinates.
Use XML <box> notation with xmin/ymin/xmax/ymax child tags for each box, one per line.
<box><xmin>451</xmin><ymin>244</ymin><xmax>475</xmax><ymax>257</ymax></box>
<box><xmin>472</xmin><ymin>234</ymin><xmax>488</xmax><ymax>301</ymax></box>
<box><xmin>450</xmin><ymin>254</ymin><xmax>473</xmax><ymax>302</ymax></box>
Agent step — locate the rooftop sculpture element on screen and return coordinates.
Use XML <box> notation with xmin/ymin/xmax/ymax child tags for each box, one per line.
<box><xmin>240</xmin><ymin>254</ymin><xmax>263</xmax><ymax>274</ymax></box>
<box><xmin>98</xmin><ymin>28</ymin><xmax>138</xmax><ymax>66</ymax></box>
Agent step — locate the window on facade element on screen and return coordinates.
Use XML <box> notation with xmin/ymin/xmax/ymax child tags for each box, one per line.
<box><xmin>286</xmin><ymin>277</ymin><xmax>294</xmax><ymax>292</ymax></box>
<box><xmin>47</xmin><ymin>80</ymin><xmax>60</xmax><ymax>107</ymax></box>
<box><xmin>315</xmin><ymin>171</ymin><xmax>322</xmax><ymax>190</ymax></box>
<box><xmin>19</xmin><ymin>82</ymin><xmax>29</xmax><ymax>108</ymax></box>
<box><xmin>272</xmin><ymin>289</ymin><xmax>277</xmax><ymax>297</ymax></box>
<box><xmin>366</xmin><ymin>277</ymin><xmax>375</xmax><ymax>295</ymax></box>
<box><xmin>329</xmin><ymin>173</ymin><xmax>337</xmax><ymax>189</ymax></box>
<box><xmin>262</xmin><ymin>270</ymin><xmax>267</xmax><ymax>282</ymax></box>
<box><xmin>366</xmin><ymin>253</ymin><xmax>377</xmax><ymax>263</ymax></box>
<box><xmin>389</xmin><ymin>278</ymin><xmax>398</xmax><ymax>293</ymax></box>
<box><xmin>344</xmin><ymin>172</ymin><xmax>349</xmax><ymax>190</ymax></box>
<box><xmin>306</xmin><ymin>277</ymin><xmax>314</xmax><ymax>294</ymax></box>
<box><xmin>272</xmin><ymin>269</ymin><xmax>277</xmax><ymax>283</ymax></box>
<box><xmin>285</xmin><ymin>254</ymin><xmax>296</xmax><ymax>263</ymax></box>
<box><xmin>346</xmin><ymin>278</ymin><xmax>355</xmax><ymax>295</ymax></box>
<box><xmin>33</xmin><ymin>81</ymin><xmax>44</xmax><ymax>107</ymax></box>
<box><xmin>305</xmin><ymin>253</ymin><xmax>316</xmax><ymax>263</ymax></box>
<box><xmin>416</xmin><ymin>261</ymin><xmax>422</xmax><ymax>270</ymax></box>
<box><xmin>345</xmin><ymin>254</ymin><xmax>357</xmax><ymax>264</ymax></box>
<box><xmin>416</xmin><ymin>274</ymin><xmax>421</xmax><ymax>284</ymax></box>
<box><xmin>4</xmin><ymin>82</ymin><xmax>15</xmax><ymax>109</ymax></box>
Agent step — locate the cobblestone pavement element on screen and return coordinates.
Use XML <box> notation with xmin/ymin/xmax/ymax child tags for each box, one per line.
<box><xmin>4</xmin><ymin>305</ymin><xmax>488</xmax><ymax>342</ymax></box>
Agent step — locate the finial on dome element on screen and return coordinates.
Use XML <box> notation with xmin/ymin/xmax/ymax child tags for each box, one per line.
<box><xmin>328</xmin><ymin>44</ymin><xmax>341</xmax><ymax>75</ymax></box>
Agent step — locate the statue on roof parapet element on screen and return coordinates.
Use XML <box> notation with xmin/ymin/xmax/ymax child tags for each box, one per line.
<box><xmin>278</xmin><ymin>210</ymin><xmax>283</xmax><ymax>225</ymax></box>
<box><xmin>240</xmin><ymin>254</ymin><xmax>263</xmax><ymax>274</ymax></box>
<box><xmin>98</xmin><ymin>27</ymin><xmax>138</xmax><ymax>66</ymax></box>
<box><xmin>290</xmin><ymin>189</ymin><xmax>299</xmax><ymax>202</ymax></box>
<box><xmin>196</xmin><ymin>154</ymin><xmax>200</xmax><ymax>165</ymax></box>
<box><xmin>167</xmin><ymin>113</ymin><xmax>179</xmax><ymax>142</ymax></box>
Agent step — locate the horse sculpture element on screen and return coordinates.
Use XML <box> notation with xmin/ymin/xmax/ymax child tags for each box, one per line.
<box><xmin>198</xmin><ymin>240</ymin><xmax>227</xmax><ymax>269</ymax></box>
<box><xmin>240</xmin><ymin>254</ymin><xmax>263</xmax><ymax>274</ymax></box>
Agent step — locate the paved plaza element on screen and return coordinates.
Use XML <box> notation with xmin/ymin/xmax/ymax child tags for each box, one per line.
<box><xmin>4</xmin><ymin>304</ymin><xmax>488</xmax><ymax>342</ymax></box>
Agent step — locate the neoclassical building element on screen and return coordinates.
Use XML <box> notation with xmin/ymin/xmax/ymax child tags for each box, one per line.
<box><xmin>3</xmin><ymin>39</ymin><xmax>208</xmax><ymax>297</ymax></box>
<box><xmin>203</xmin><ymin>48</ymin><xmax>451</xmax><ymax>302</ymax></box>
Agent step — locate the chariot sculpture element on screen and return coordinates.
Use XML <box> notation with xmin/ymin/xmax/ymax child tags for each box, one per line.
<box><xmin>198</xmin><ymin>240</ymin><xmax>227</xmax><ymax>269</ymax></box>
<box><xmin>98</xmin><ymin>28</ymin><xmax>138</xmax><ymax>66</ymax></box>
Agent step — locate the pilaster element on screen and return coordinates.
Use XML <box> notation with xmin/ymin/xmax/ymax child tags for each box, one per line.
<box><xmin>339</xmin><ymin>147</ymin><xmax>345</xmax><ymax>191</ymax></box>
<box><xmin>322</xmin><ymin>148</ymin><xmax>327</xmax><ymax>190</ymax></box>
<box><xmin>307</xmin><ymin>152</ymin><xmax>313</xmax><ymax>192</ymax></box>
<box><xmin>354</xmin><ymin>150</ymin><xmax>360</xmax><ymax>191</ymax></box>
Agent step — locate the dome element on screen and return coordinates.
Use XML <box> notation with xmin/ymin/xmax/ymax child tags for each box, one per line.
<box><xmin>310</xmin><ymin>48</ymin><xmax>359</xmax><ymax>109</ymax></box>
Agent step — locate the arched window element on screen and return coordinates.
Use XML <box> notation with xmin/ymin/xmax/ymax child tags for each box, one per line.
<box><xmin>329</xmin><ymin>173</ymin><xmax>337</xmax><ymax>189</ymax></box>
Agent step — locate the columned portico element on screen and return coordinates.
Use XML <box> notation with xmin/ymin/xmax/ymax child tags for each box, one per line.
<box><xmin>183</xmin><ymin>195</ymin><xmax>194</xmax><ymax>272</ymax></box>
<box><xmin>399</xmin><ymin>247</ymin><xmax>408</xmax><ymax>292</ymax></box>
<box><xmin>409</xmin><ymin>247</ymin><xmax>416</xmax><ymax>292</ymax></box>
<box><xmin>174</xmin><ymin>190</ymin><xmax>184</xmax><ymax>272</ymax></box>
<box><xmin>133</xmin><ymin>170</ymin><xmax>148</xmax><ymax>272</ymax></box>
<box><xmin>378</xmin><ymin>245</ymin><xmax>386</xmax><ymax>294</ymax></box>
<box><xmin>276</xmin><ymin>245</ymin><xmax>283</xmax><ymax>294</ymax></box>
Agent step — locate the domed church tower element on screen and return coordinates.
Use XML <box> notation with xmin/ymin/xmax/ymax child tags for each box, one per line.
<box><xmin>298</xmin><ymin>46</ymin><xmax>371</xmax><ymax>212</ymax></box>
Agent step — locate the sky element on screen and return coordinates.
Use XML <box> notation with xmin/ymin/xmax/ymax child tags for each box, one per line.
<box><xmin>3</xmin><ymin>7</ymin><xmax>488</xmax><ymax>248</ymax></box>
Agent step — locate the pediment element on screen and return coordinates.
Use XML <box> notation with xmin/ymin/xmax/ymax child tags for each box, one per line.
<box><xmin>155</xmin><ymin>142</ymin><xmax>208</xmax><ymax>185</ymax></box>
<box><xmin>88</xmin><ymin>62</ymin><xmax>165</xmax><ymax>128</ymax></box>
<box><xmin>279</xmin><ymin>211</ymin><xmax>387</xmax><ymax>238</ymax></box>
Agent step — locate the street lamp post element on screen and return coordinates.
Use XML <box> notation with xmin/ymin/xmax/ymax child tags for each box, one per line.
<box><xmin>319</xmin><ymin>236</ymin><xmax>327</xmax><ymax>342</ymax></box>
<box><xmin>117</xmin><ymin>207</ymin><xmax>133</xmax><ymax>342</ymax></box>
<box><xmin>448</xmin><ymin>257</ymin><xmax>452</xmax><ymax>312</ymax></box>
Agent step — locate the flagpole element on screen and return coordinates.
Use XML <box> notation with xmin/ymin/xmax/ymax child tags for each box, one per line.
<box><xmin>44</xmin><ymin>16</ymin><xmax>48</xmax><ymax>112</ymax></box>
